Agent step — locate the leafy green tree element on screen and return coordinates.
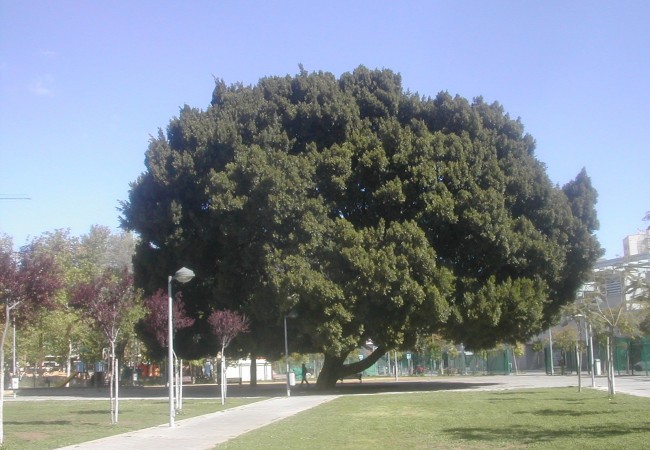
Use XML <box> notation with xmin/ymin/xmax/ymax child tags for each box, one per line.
<box><xmin>17</xmin><ymin>227</ymin><xmax>137</xmax><ymax>375</ymax></box>
<box><xmin>121</xmin><ymin>66</ymin><xmax>601</xmax><ymax>387</ymax></box>
<box><xmin>15</xmin><ymin>230</ymin><xmax>86</xmax><ymax>377</ymax></box>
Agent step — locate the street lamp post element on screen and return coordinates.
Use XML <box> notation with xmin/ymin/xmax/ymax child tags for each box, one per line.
<box><xmin>548</xmin><ymin>328</ymin><xmax>554</xmax><ymax>375</ymax></box>
<box><xmin>283</xmin><ymin>310</ymin><xmax>297</xmax><ymax>397</ymax></box>
<box><xmin>168</xmin><ymin>267</ymin><xmax>195</xmax><ymax>427</ymax></box>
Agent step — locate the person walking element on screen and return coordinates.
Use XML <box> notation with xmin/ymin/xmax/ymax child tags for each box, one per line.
<box><xmin>301</xmin><ymin>363</ymin><xmax>310</xmax><ymax>386</ymax></box>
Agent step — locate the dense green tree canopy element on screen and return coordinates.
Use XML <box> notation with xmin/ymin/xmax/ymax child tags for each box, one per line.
<box><xmin>121</xmin><ymin>66</ymin><xmax>601</xmax><ymax>386</ymax></box>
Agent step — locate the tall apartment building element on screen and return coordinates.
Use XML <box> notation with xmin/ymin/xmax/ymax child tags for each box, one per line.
<box><xmin>624</xmin><ymin>230</ymin><xmax>650</xmax><ymax>256</ymax></box>
<box><xmin>591</xmin><ymin>252</ymin><xmax>649</xmax><ymax>307</ymax></box>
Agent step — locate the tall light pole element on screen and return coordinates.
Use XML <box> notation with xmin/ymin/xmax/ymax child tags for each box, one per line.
<box><xmin>548</xmin><ymin>328</ymin><xmax>554</xmax><ymax>375</ymax></box>
<box><xmin>283</xmin><ymin>310</ymin><xmax>297</xmax><ymax>397</ymax></box>
<box><xmin>168</xmin><ymin>267</ymin><xmax>195</xmax><ymax>427</ymax></box>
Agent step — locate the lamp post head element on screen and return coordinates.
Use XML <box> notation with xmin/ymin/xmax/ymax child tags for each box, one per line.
<box><xmin>173</xmin><ymin>267</ymin><xmax>195</xmax><ymax>284</ymax></box>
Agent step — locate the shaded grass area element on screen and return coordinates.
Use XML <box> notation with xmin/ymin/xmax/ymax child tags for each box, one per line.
<box><xmin>3</xmin><ymin>397</ymin><xmax>259</xmax><ymax>449</ymax></box>
<box><xmin>218</xmin><ymin>389</ymin><xmax>650</xmax><ymax>449</ymax></box>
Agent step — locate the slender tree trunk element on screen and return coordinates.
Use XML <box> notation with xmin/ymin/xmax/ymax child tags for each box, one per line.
<box><xmin>249</xmin><ymin>349</ymin><xmax>257</xmax><ymax>387</ymax></box>
<box><xmin>65</xmin><ymin>340</ymin><xmax>73</xmax><ymax>387</ymax></box>
<box><xmin>220</xmin><ymin>345</ymin><xmax>226</xmax><ymax>405</ymax></box>
<box><xmin>0</xmin><ymin>304</ymin><xmax>10</xmax><ymax>444</ymax></box>
<box><xmin>512</xmin><ymin>350</ymin><xmax>519</xmax><ymax>375</ymax></box>
<box><xmin>576</xmin><ymin>343</ymin><xmax>582</xmax><ymax>393</ymax></box>
<box><xmin>177</xmin><ymin>359</ymin><xmax>183</xmax><ymax>412</ymax></box>
<box><xmin>109</xmin><ymin>356</ymin><xmax>114</xmax><ymax>424</ymax></box>
<box><xmin>607</xmin><ymin>333</ymin><xmax>616</xmax><ymax>398</ymax></box>
<box><xmin>109</xmin><ymin>341</ymin><xmax>119</xmax><ymax>424</ymax></box>
<box><xmin>64</xmin><ymin>323</ymin><xmax>73</xmax><ymax>380</ymax></box>
<box><xmin>115</xmin><ymin>357</ymin><xmax>119</xmax><ymax>423</ymax></box>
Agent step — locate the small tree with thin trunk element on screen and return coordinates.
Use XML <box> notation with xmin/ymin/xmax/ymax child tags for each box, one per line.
<box><xmin>579</xmin><ymin>262</ymin><xmax>649</xmax><ymax>398</ymax></box>
<box><xmin>72</xmin><ymin>267</ymin><xmax>138</xmax><ymax>424</ymax></box>
<box><xmin>208</xmin><ymin>309</ymin><xmax>249</xmax><ymax>405</ymax></box>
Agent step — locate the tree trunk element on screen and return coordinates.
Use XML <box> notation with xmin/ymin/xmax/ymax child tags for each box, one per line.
<box><xmin>512</xmin><ymin>350</ymin><xmax>519</xmax><ymax>375</ymax></box>
<box><xmin>249</xmin><ymin>350</ymin><xmax>257</xmax><ymax>387</ymax></box>
<box><xmin>109</xmin><ymin>341</ymin><xmax>118</xmax><ymax>424</ymax></box>
<box><xmin>316</xmin><ymin>346</ymin><xmax>386</xmax><ymax>389</ymax></box>
<box><xmin>0</xmin><ymin>303</ymin><xmax>10</xmax><ymax>444</ymax></box>
<box><xmin>607</xmin><ymin>333</ymin><xmax>616</xmax><ymax>398</ymax></box>
<box><xmin>220</xmin><ymin>346</ymin><xmax>226</xmax><ymax>405</ymax></box>
<box><xmin>576</xmin><ymin>343</ymin><xmax>582</xmax><ymax>393</ymax></box>
<box><xmin>64</xmin><ymin>323</ymin><xmax>74</xmax><ymax>380</ymax></box>
<box><xmin>316</xmin><ymin>354</ymin><xmax>346</xmax><ymax>389</ymax></box>
<box><xmin>109</xmin><ymin>354</ymin><xmax>115</xmax><ymax>424</ymax></box>
<box><xmin>115</xmin><ymin>357</ymin><xmax>119</xmax><ymax>423</ymax></box>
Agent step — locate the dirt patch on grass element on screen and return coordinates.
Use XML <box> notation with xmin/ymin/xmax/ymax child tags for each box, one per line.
<box><xmin>14</xmin><ymin>430</ymin><xmax>49</xmax><ymax>441</ymax></box>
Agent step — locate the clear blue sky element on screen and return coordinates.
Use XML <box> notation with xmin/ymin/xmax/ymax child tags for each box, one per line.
<box><xmin>1</xmin><ymin>1</ymin><xmax>648</xmax><ymax>259</ymax></box>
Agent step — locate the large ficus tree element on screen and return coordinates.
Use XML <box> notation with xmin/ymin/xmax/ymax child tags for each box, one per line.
<box><xmin>121</xmin><ymin>66</ymin><xmax>601</xmax><ymax>388</ymax></box>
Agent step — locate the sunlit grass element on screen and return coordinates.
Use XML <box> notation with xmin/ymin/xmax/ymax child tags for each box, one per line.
<box><xmin>217</xmin><ymin>388</ymin><xmax>650</xmax><ymax>449</ymax></box>
<box><xmin>4</xmin><ymin>388</ymin><xmax>650</xmax><ymax>450</ymax></box>
<box><xmin>3</xmin><ymin>397</ymin><xmax>259</xmax><ymax>449</ymax></box>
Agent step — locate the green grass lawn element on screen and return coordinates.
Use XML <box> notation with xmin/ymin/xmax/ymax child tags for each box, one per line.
<box><xmin>218</xmin><ymin>388</ymin><xmax>650</xmax><ymax>449</ymax></box>
<box><xmin>2</xmin><ymin>397</ymin><xmax>259</xmax><ymax>449</ymax></box>
<box><xmin>4</xmin><ymin>388</ymin><xmax>650</xmax><ymax>450</ymax></box>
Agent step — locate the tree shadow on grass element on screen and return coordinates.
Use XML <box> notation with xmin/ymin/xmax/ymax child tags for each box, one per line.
<box><xmin>445</xmin><ymin>423</ymin><xmax>650</xmax><ymax>445</ymax></box>
<box><xmin>486</xmin><ymin>391</ymin><xmax>562</xmax><ymax>403</ymax></box>
<box><xmin>216</xmin><ymin>379</ymin><xmax>503</xmax><ymax>398</ymax></box>
<box><xmin>5</xmin><ymin>420</ymin><xmax>71</xmax><ymax>425</ymax></box>
<box><xmin>305</xmin><ymin>380</ymin><xmax>502</xmax><ymax>396</ymax></box>
<box><xmin>531</xmin><ymin>408</ymin><xmax>610</xmax><ymax>417</ymax></box>
<box><xmin>72</xmin><ymin>409</ymin><xmax>135</xmax><ymax>415</ymax></box>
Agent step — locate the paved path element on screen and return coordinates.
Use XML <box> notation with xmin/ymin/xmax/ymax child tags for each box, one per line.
<box><xmin>24</xmin><ymin>374</ymin><xmax>650</xmax><ymax>449</ymax></box>
<box><xmin>56</xmin><ymin>395</ymin><xmax>337</xmax><ymax>450</ymax></box>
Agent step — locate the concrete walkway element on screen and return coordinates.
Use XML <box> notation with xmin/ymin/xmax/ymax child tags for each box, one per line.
<box><xmin>56</xmin><ymin>395</ymin><xmax>337</xmax><ymax>450</ymax></box>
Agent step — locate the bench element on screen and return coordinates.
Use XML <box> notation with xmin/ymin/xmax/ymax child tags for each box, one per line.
<box><xmin>338</xmin><ymin>372</ymin><xmax>362</xmax><ymax>383</ymax></box>
<box><xmin>217</xmin><ymin>376</ymin><xmax>243</xmax><ymax>385</ymax></box>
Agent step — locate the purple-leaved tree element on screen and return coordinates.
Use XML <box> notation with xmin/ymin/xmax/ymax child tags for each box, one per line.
<box><xmin>208</xmin><ymin>309</ymin><xmax>249</xmax><ymax>405</ymax></box>
<box><xmin>72</xmin><ymin>267</ymin><xmax>137</xmax><ymax>424</ymax></box>
<box><xmin>143</xmin><ymin>289</ymin><xmax>195</xmax><ymax>348</ymax></box>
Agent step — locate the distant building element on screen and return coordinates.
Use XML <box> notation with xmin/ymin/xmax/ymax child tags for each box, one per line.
<box><xmin>624</xmin><ymin>230</ymin><xmax>650</xmax><ymax>257</ymax></box>
<box><xmin>586</xmin><ymin>252</ymin><xmax>650</xmax><ymax>308</ymax></box>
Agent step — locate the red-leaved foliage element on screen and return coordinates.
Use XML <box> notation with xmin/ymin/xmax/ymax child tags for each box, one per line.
<box><xmin>71</xmin><ymin>267</ymin><xmax>135</xmax><ymax>343</ymax></box>
<box><xmin>208</xmin><ymin>309</ymin><xmax>249</xmax><ymax>350</ymax></box>
<box><xmin>143</xmin><ymin>289</ymin><xmax>195</xmax><ymax>347</ymax></box>
<box><xmin>0</xmin><ymin>240</ymin><xmax>62</xmax><ymax>323</ymax></box>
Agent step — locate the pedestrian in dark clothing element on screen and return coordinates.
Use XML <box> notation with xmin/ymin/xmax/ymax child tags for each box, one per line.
<box><xmin>301</xmin><ymin>363</ymin><xmax>309</xmax><ymax>385</ymax></box>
